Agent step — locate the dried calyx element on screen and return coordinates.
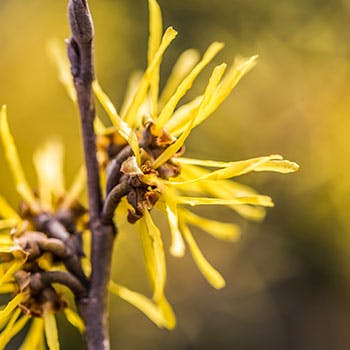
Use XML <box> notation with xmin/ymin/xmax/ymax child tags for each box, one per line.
<box><xmin>100</xmin><ymin>120</ymin><xmax>182</xmax><ymax>224</ymax></box>
<box><xmin>1</xmin><ymin>198</ymin><xmax>88</xmax><ymax>317</ymax></box>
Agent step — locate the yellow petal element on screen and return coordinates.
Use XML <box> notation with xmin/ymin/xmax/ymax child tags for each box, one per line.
<box><xmin>195</xmin><ymin>55</ymin><xmax>258</xmax><ymax>127</ymax></box>
<box><xmin>177</xmin><ymin>156</ymin><xmax>299</xmax><ymax>173</ymax></box>
<box><xmin>0</xmin><ymin>106</ymin><xmax>38</xmax><ymax>211</ymax></box>
<box><xmin>155</xmin><ymin>42</ymin><xmax>224</xmax><ymax>130</ymax></box>
<box><xmin>159</xmin><ymin>49</ymin><xmax>200</xmax><ymax>107</ymax></box>
<box><xmin>164</xmin><ymin>194</ymin><xmax>185</xmax><ymax>257</ymax></box>
<box><xmin>148</xmin><ymin>0</ymin><xmax>163</xmax><ymax>64</ymax></box>
<box><xmin>182</xmin><ymin>209</ymin><xmax>241</xmax><ymax>242</ymax></box>
<box><xmin>61</xmin><ymin>165</ymin><xmax>86</xmax><ymax>209</ymax></box>
<box><xmin>81</xmin><ymin>230</ymin><xmax>91</xmax><ymax>277</ymax></box>
<box><xmin>148</xmin><ymin>0</ymin><xmax>163</xmax><ymax>116</ymax></box>
<box><xmin>179</xmin><ymin>164</ymin><xmax>267</xmax><ymax>221</ymax></box>
<box><xmin>120</xmin><ymin>71</ymin><xmax>143</xmax><ymax>118</ymax></box>
<box><xmin>178</xmin><ymin>195</ymin><xmax>274</xmax><ymax>207</ymax></box>
<box><xmin>19</xmin><ymin>317</ymin><xmax>44</xmax><ymax>350</ymax></box>
<box><xmin>157</xmin><ymin>296</ymin><xmax>176</xmax><ymax>330</ymax></box>
<box><xmin>0</xmin><ymin>293</ymin><xmax>25</xmax><ymax>327</ymax></box>
<box><xmin>0</xmin><ymin>234</ymin><xmax>14</xmax><ymax>246</ymax></box>
<box><xmin>0</xmin><ymin>219</ymin><xmax>18</xmax><ymax>230</ymax></box>
<box><xmin>254</xmin><ymin>160</ymin><xmax>300</xmax><ymax>173</ymax></box>
<box><xmin>139</xmin><ymin>211</ymin><xmax>166</xmax><ymax>302</ymax></box>
<box><xmin>43</xmin><ymin>311</ymin><xmax>60</xmax><ymax>350</ymax></box>
<box><xmin>0</xmin><ymin>259</ymin><xmax>25</xmax><ymax>285</ymax></box>
<box><xmin>93</xmin><ymin>81</ymin><xmax>141</xmax><ymax>165</ymax></box>
<box><xmin>165</xmin><ymin>96</ymin><xmax>202</xmax><ymax>136</ymax></box>
<box><xmin>0</xmin><ymin>283</ymin><xmax>15</xmax><ymax>294</ymax></box>
<box><xmin>47</xmin><ymin>39</ymin><xmax>77</xmax><ymax>103</ymax></box>
<box><xmin>230</xmin><ymin>205</ymin><xmax>266</xmax><ymax>221</ymax></box>
<box><xmin>153</xmin><ymin>63</ymin><xmax>227</xmax><ymax>168</ymax></box>
<box><xmin>109</xmin><ymin>281</ymin><xmax>167</xmax><ymax>329</ymax></box>
<box><xmin>181</xmin><ymin>223</ymin><xmax>225</xmax><ymax>289</ymax></box>
<box><xmin>33</xmin><ymin>140</ymin><xmax>65</xmax><ymax>210</ymax></box>
<box><xmin>0</xmin><ymin>195</ymin><xmax>19</xmax><ymax>220</ymax></box>
<box><xmin>0</xmin><ymin>308</ymin><xmax>22</xmax><ymax>349</ymax></box>
<box><xmin>94</xmin><ymin>116</ymin><xmax>107</xmax><ymax>135</ymax></box>
<box><xmin>170</xmin><ymin>155</ymin><xmax>288</xmax><ymax>184</ymax></box>
<box><xmin>138</xmin><ymin>218</ymin><xmax>157</xmax><ymax>291</ymax></box>
<box><xmin>124</xmin><ymin>27</ymin><xmax>178</xmax><ymax>127</ymax></box>
<box><xmin>2</xmin><ymin>314</ymin><xmax>29</xmax><ymax>348</ymax></box>
<box><xmin>64</xmin><ymin>308</ymin><xmax>85</xmax><ymax>333</ymax></box>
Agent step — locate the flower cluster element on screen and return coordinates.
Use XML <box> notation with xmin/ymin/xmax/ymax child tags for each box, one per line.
<box><xmin>50</xmin><ymin>0</ymin><xmax>299</xmax><ymax>332</ymax></box>
<box><xmin>0</xmin><ymin>106</ymin><xmax>88</xmax><ymax>349</ymax></box>
<box><xmin>93</xmin><ymin>0</ymin><xmax>298</xmax><ymax>329</ymax></box>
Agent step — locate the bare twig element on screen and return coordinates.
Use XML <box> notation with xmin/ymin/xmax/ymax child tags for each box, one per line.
<box><xmin>67</xmin><ymin>1</ymin><xmax>118</xmax><ymax>349</ymax></box>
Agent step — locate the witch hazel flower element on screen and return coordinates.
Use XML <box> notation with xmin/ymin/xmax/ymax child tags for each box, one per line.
<box><xmin>50</xmin><ymin>0</ymin><xmax>298</xmax><ymax>331</ymax></box>
<box><xmin>0</xmin><ymin>106</ymin><xmax>88</xmax><ymax>349</ymax></box>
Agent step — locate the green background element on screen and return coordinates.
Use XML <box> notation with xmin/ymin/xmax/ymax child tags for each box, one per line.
<box><xmin>1</xmin><ymin>0</ymin><xmax>349</xmax><ymax>349</ymax></box>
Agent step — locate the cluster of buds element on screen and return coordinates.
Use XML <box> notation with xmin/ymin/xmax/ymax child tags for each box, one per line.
<box><xmin>8</xmin><ymin>199</ymin><xmax>87</xmax><ymax>317</ymax></box>
<box><xmin>101</xmin><ymin>120</ymin><xmax>183</xmax><ymax>224</ymax></box>
<box><xmin>0</xmin><ymin>107</ymin><xmax>87</xmax><ymax>347</ymax></box>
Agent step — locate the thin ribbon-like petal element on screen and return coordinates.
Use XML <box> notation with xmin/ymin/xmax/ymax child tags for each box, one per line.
<box><xmin>19</xmin><ymin>317</ymin><xmax>45</xmax><ymax>350</ymax></box>
<box><xmin>155</xmin><ymin>42</ymin><xmax>224</xmax><ymax>130</ymax></box>
<box><xmin>138</xmin><ymin>211</ymin><xmax>166</xmax><ymax>302</ymax></box>
<box><xmin>93</xmin><ymin>81</ymin><xmax>141</xmax><ymax>165</ymax></box>
<box><xmin>0</xmin><ymin>106</ymin><xmax>38</xmax><ymax>211</ymax></box>
<box><xmin>181</xmin><ymin>223</ymin><xmax>225</xmax><ymax>289</ymax></box>
<box><xmin>148</xmin><ymin>0</ymin><xmax>163</xmax><ymax>116</ymax></box>
<box><xmin>153</xmin><ymin>63</ymin><xmax>227</xmax><ymax>168</ymax></box>
<box><xmin>33</xmin><ymin>140</ymin><xmax>65</xmax><ymax>210</ymax></box>
<box><xmin>164</xmin><ymin>193</ymin><xmax>185</xmax><ymax>257</ymax></box>
<box><xmin>109</xmin><ymin>281</ymin><xmax>171</xmax><ymax>329</ymax></box>
<box><xmin>43</xmin><ymin>311</ymin><xmax>60</xmax><ymax>350</ymax></box>
<box><xmin>123</xmin><ymin>27</ymin><xmax>177</xmax><ymax>127</ymax></box>
<box><xmin>47</xmin><ymin>40</ymin><xmax>77</xmax><ymax>103</ymax></box>
<box><xmin>0</xmin><ymin>293</ymin><xmax>26</xmax><ymax>327</ymax></box>
<box><xmin>61</xmin><ymin>165</ymin><xmax>86</xmax><ymax>209</ymax></box>
<box><xmin>64</xmin><ymin>308</ymin><xmax>85</xmax><ymax>333</ymax></box>
<box><xmin>178</xmin><ymin>195</ymin><xmax>274</xmax><ymax>207</ymax></box>
<box><xmin>0</xmin><ymin>195</ymin><xmax>19</xmax><ymax>221</ymax></box>
<box><xmin>159</xmin><ymin>49</ymin><xmax>200</xmax><ymax>107</ymax></box>
<box><xmin>182</xmin><ymin>209</ymin><xmax>241</xmax><ymax>242</ymax></box>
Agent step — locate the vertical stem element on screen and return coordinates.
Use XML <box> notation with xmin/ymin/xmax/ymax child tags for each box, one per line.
<box><xmin>67</xmin><ymin>1</ymin><xmax>116</xmax><ymax>349</ymax></box>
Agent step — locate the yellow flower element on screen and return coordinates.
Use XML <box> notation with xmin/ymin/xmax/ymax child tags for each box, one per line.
<box><xmin>0</xmin><ymin>106</ymin><xmax>86</xmax><ymax>349</ymax></box>
<box><xmin>50</xmin><ymin>0</ymin><xmax>298</xmax><ymax>331</ymax></box>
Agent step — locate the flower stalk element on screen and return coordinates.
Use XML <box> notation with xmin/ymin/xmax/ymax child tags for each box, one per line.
<box><xmin>67</xmin><ymin>1</ymin><xmax>116</xmax><ymax>349</ymax></box>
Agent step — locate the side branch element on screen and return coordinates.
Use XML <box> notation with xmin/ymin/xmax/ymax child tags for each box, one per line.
<box><xmin>30</xmin><ymin>271</ymin><xmax>87</xmax><ymax>298</ymax></box>
<box><xmin>102</xmin><ymin>183</ymin><xmax>131</xmax><ymax>224</ymax></box>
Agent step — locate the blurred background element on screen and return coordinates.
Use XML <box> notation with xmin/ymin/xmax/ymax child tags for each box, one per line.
<box><xmin>1</xmin><ymin>0</ymin><xmax>350</xmax><ymax>349</ymax></box>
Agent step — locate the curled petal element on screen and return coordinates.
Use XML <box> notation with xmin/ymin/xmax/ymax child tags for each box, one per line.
<box><xmin>109</xmin><ymin>282</ymin><xmax>175</xmax><ymax>330</ymax></box>
<box><xmin>64</xmin><ymin>308</ymin><xmax>85</xmax><ymax>333</ymax></box>
<box><xmin>181</xmin><ymin>223</ymin><xmax>225</xmax><ymax>289</ymax></box>
<box><xmin>165</xmin><ymin>195</ymin><xmax>185</xmax><ymax>257</ymax></box>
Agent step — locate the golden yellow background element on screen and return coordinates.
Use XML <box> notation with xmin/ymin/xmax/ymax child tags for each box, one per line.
<box><xmin>1</xmin><ymin>0</ymin><xmax>349</xmax><ymax>349</ymax></box>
